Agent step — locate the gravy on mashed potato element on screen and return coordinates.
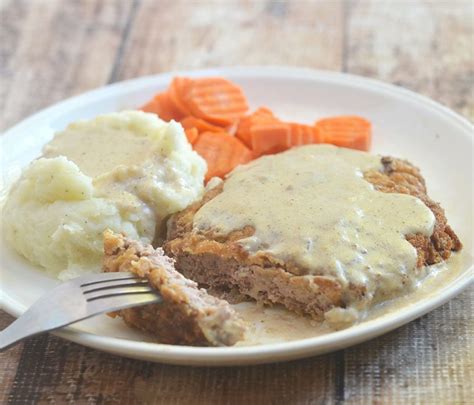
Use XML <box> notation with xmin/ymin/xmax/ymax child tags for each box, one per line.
<box><xmin>3</xmin><ymin>111</ymin><xmax>206</xmax><ymax>279</ymax></box>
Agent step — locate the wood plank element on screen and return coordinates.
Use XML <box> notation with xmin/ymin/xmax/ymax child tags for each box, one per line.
<box><xmin>113</xmin><ymin>0</ymin><xmax>344</xmax><ymax>80</ymax></box>
<box><xmin>343</xmin><ymin>289</ymin><xmax>473</xmax><ymax>403</ymax></box>
<box><xmin>345</xmin><ymin>0</ymin><xmax>474</xmax><ymax>120</ymax></box>
<box><xmin>2</xmin><ymin>328</ymin><xmax>338</xmax><ymax>403</ymax></box>
<box><xmin>0</xmin><ymin>312</ymin><xmax>23</xmax><ymax>404</ymax></box>
<box><xmin>0</xmin><ymin>0</ymin><xmax>133</xmax><ymax>131</ymax></box>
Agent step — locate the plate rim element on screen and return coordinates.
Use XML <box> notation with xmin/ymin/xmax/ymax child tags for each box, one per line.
<box><xmin>1</xmin><ymin>66</ymin><xmax>473</xmax><ymax>365</ymax></box>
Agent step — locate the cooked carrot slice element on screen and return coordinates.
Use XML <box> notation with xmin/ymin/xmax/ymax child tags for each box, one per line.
<box><xmin>193</xmin><ymin>131</ymin><xmax>253</xmax><ymax>181</ymax></box>
<box><xmin>250</xmin><ymin>122</ymin><xmax>291</xmax><ymax>156</ymax></box>
<box><xmin>140</xmin><ymin>92</ymin><xmax>178</xmax><ymax>122</ymax></box>
<box><xmin>141</xmin><ymin>98</ymin><xmax>161</xmax><ymax>114</ymax></box>
<box><xmin>184</xmin><ymin>78</ymin><xmax>249</xmax><ymax>127</ymax></box>
<box><xmin>236</xmin><ymin>107</ymin><xmax>279</xmax><ymax>148</ymax></box>
<box><xmin>156</xmin><ymin>92</ymin><xmax>181</xmax><ymax>121</ymax></box>
<box><xmin>235</xmin><ymin>117</ymin><xmax>253</xmax><ymax>147</ymax></box>
<box><xmin>289</xmin><ymin>123</ymin><xmax>322</xmax><ymax>146</ymax></box>
<box><xmin>315</xmin><ymin>116</ymin><xmax>371</xmax><ymax>151</ymax></box>
<box><xmin>168</xmin><ymin>77</ymin><xmax>193</xmax><ymax>120</ymax></box>
<box><xmin>184</xmin><ymin>127</ymin><xmax>199</xmax><ymax>145</ymax></box>
<box><xmin>180</xmin><ymin>116</ymin><xmax>222</xmax><ymax>133</ymax></box>
<box><xmin>254</xmin><ymin>107</ymin><xmax>275</xmax><ymax>117</ymax></box>
<box><xmin>143</xmin><ymin>78</ymin><xmax>373</xmax><ymax>176</ymax></box>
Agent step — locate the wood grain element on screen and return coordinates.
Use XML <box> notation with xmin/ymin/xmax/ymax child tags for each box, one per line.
<box><xmin>0</xmin><ymin>0</ymin><xmax>472</xmax><ymax>403</ymax></box>
<box><xmin>0</xmin><ymin>312</ymin><xmax>22</xmax><ymax>404</ymax></box>
<box><xmin>9</xmin><ymin>337</ymin><xmax>337</xmax><ymax>404</ymax></box>
<box><xmin>0</xmin><ymin>0</ymin><xmax>133</xmax><ymax>131</ymax></box>
<box><xmin>344</xmin><ymin>289</ymin><xmax>473</xmax><ymax>404</ymax></box>
<box><xmin>345</xmin><ymin>0</ymin><xmax>474</xmax><ymax>120</ymax></box>
<box><xmin>114</xmin><ymin>0</ymin><xmax>344</xmax><ymax>80</ymax></box>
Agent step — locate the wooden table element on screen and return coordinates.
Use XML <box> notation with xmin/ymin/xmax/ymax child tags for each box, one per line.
<box><xmin>1</xmin><ymin>1</ymin><xmax>472</xmax><ymax>403</ymax></box>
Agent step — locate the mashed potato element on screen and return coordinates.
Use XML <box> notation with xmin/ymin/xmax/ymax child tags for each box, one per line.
<box><xmin>3</xmin><ymin>111</ymin><xmax>206</xmax><ymax>279</ymax></box>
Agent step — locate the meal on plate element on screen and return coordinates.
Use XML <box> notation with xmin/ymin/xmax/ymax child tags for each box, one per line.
<box><xmin>2</xmin><ymin>76</ymin><xmax>462</xmax><ymax>346</ymax></box>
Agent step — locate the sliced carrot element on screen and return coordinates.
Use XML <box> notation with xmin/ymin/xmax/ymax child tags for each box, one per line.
<box><xmin>180</xmin><ymin>116</ymin><xmax>223</xmax><ymax>133</ymax></box>
<box><xmin>184</xmin><ymin>78</ymin><xmax>249</xmax><ymax>127</ymax></box>
<box><xmin>140</xmin><ymin>92</ymin><xmax>179</xmax><ymax>122</ymax></box>
<box><xmin>289</xmin><ymin>123</ymin><xmax>322</xmax><ymax>146</ymax></box>
<box><xmin>250</xmin><ymin>122</ymin><xmax>291</xmax><ymax>156</ymax></box>
<box><xmin>193</xmin><ymin>131</ymin><xmax>253</xmax><ymax>181</ymax></box>
<box><xmin>253</xmin><ymin>107</ymin><xmax>275</xmax><ymax>117</ymax></box>
<box><xmin>142</xmin><ymin>78</ymin><xmax>373</xmax><ymax>175</ymax></box>
<box><xmin>235</xmin><ymin>117</ymin><xmax>253</xmax><ymax>147</ymax></box>
<box><xmin>156</xmin><ymin>92</ymin><xmax>181</xmax><ymax>121</ymax></box>
<box><xmin>168</xmin><ymin>77</ymin><xmax>193</xmax><ymax>120</ymax></box>
<box><xmin>141</xmin><ymin>97</ymin><xmax>161</xmax><ymax>114</ymax></box>
<box><xmin>236</xmin><ymin>107</ymin><xmax>279</xmax><ymax>148</ymax></box>
<box><xmin>184</xmin><ymin>127</ymin><xmax>199</xmax><ymax>145</ymax></box>
<box><xmin>315</xmin><ymin>116</ymin><xmax>371</xmax><ymax>151</ymax></box>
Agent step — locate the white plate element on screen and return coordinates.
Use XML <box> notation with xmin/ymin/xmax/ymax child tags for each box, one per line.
<box><xmin>1</xmin><ymin>67</ymin><xmax>472</xmax><ymax>366</ymax></box>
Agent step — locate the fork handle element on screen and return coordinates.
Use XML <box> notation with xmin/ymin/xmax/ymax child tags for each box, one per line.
<box><xmin>0</xmin><ymin>320</ymin><xmax>29</xmax><ymax>350</ymax></box>
<box><xmin>0</xmin><ymin>299</ymin><xmax>80</xmax><ymax>350</ymax></box>
<box><xmin>0</xmin><ymin>313</ymin><xmax>45</xmax><ymax>350</ymax></box>
<box><xmin>1</xmin><ymin>294</ymin><xmax>161</xmax><ymax>350</ymax></box>
<box><xmin>0</xmin><ymin>305</ymin><xmax>66</xmax><ymax>351</ymax></box>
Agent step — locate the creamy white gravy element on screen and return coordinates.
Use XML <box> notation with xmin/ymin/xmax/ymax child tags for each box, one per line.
<box><xmin>43</xmin><ymin>125</ymin><xmax>160</xmax><ymax>237</ymax></box>
<box><xmin>41</xmin><ymin>112</ymin><xmax>207</xmax><ymax>242</ymax></box>
<box><xmin>194</xmin><ymin>145</ymin><xmax>436</xmax><ymax>318</ymax></box>
<box><xmin>234</xmin><ymin>302</ymin><xmax>332</xmax><ymax>345</ymax></box>
<box><xmin>43</xmin><ymin>127</ymin><xmax>155</xmax><ymax>177</ymax></box>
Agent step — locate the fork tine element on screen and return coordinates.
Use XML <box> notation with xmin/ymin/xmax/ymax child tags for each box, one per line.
<box><xmin>84</xmin><ymin>285</ymin><xmax>155</xmax><ymax>301</ymax></box>
<box><xmin>86</xmin><ymin>292</ymin><xmax>162</xmax><ymax>315</ymax></box>
<box><xmin>82</xmin><ymin>279</ymin><xmax>149</xmax><ymax>294</ymax></box>
<box><xmin>76</xmin><ymin>272</ymin><xmax>139</xmax><ymax>287</ymax></box>
<box><xmin>86</xmin><ymin>290</ymin><xmax>156</xmax><ymax>302</ymax></box>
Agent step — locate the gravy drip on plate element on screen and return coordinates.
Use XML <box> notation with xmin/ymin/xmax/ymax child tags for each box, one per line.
<box><xmin>233</xmin><ymin>253</ymin><xmax>467</xmax><ymax>345</ymax></box>
<box><xmin>193</xmin><ymin>145</ymin><xmax>435</xmax><ymax>316</ymax></box>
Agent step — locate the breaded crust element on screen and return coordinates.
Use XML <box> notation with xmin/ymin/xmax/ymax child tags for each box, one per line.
<box><xmin>367</xmin><ymin>157</ymin><xmax>462</xmax><ymax>266</ymax></box>
<box><xmin>103</xmin><ymin>230</ymin><xmax>246</xmax><ymax>346</ymax></box>
<box><xmin>164</xmin><ymin>156</ymin><xmax>462</xmax><ymax>319</ymax></box>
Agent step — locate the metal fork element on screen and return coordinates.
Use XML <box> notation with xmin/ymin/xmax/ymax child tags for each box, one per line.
<box><xmin>0</xmin><ymin>272</ymin><xmax>161</xmax><ymax>350</ymax></box>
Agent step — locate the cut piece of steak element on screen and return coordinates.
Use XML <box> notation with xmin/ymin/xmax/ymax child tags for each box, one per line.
<box><xmin>103</xmin><ymin>230</ymin><xmax>246</xmax><ymax>346</ymax></box>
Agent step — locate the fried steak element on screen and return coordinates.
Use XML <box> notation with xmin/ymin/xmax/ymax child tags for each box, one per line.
<box><xmin>164</xmin><ymin>156</ymin><xmax>462</xmax><ymax>320</ymax></box>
